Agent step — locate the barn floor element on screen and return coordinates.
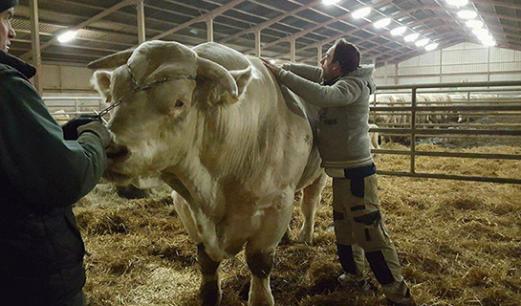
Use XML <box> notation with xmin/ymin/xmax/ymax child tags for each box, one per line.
<box><xmin>76</xmin><ymin>144</ymin><xmax>521</xmax><ymax>306</ymax></box>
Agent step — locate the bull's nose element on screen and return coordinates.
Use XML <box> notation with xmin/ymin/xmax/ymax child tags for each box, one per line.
<box><xmin>106</xmin><ymin>143</ymin><xmax>130</xmax><ymax>162</ymax></box>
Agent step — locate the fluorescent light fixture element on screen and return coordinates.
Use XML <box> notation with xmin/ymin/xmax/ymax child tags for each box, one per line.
<box><xmin>322</xmin><ymin>0</ymin><xmax>341</xmax><ymax>5</ymax></box>
<box><xmin>352</xmin><ymin>7</ymin><xmax>371</xmax><ymax>19</ymax></box>
<box><xmin>446</xmin><ymin>0</ymin><xmax>468</xmax><ymax>7</ymax></box>
<box><xmin>390</xmin><ymin>26</ymin><xmax>407</xmax><ymax>36</ymax></box>
<box><xmin>466</xmin><ymin>19</ymin><xmax>483</xmax><ymax>29</ymax></box>
<box><xmin>404</xmin><ymin>33</ymin><xmax>420</xmax><ymax>42</ymax></box>
<box><xmin>57</xmin><ymin>30</ymin><xmax>77</xmax><ymax>43</ymax></box>
<box><xmin>425</xmin><ymin>43</ymin><xmax>439</xmax><ymax>51</ymax></box>
<box><xmin>478</xmin><ymin>34</ymin><xmax>495</xmax><ymax>43</ymax></box>
<box><xmin>472</xmin><ymin>28</ymin><xmax>490</xmax><ymax>38</ymax></box>
<box><xmin>374</xmin><ymin>18</ymin><xmax>391</xmax><ymax>29</ymax></box>
<box><xmin>457</xmin><ymin>9</ymin><xmax>477</xmax><ymax>19</ymax></box>
<box><xmin>415</xmin><ymin>38</ymin><xmax>430</xmax><ymax>47</ymax></box>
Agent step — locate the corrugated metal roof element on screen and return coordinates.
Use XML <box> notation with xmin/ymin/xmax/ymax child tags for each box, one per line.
<box><xmin>10</xmin><ymin>0</ymin><xmax>521</xmax><ymax>67</ymax></box>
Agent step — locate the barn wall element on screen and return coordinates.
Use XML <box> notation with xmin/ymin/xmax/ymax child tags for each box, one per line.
<box><xmin>374</xmin><ymin>42</ymin><xmax>521</xmax><ymax>86</ymax></box>
<box><xmin>41</xmin><ymin>64</ymin><xmax>96</xmax><ymax>94</ymax></box>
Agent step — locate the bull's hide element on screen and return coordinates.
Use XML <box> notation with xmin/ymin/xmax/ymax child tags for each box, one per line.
<box><xmin>89</xmin><ymin>40</ymin><xmax>325</xmax><ymax>306</ymax></box>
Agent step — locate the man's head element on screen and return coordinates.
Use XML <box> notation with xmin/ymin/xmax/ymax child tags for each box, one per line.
<box><xmin>320</xmin><ymin>38</ymin><xmax>360</xmax><ymax>82</ymax></box>
<box><xmin>0</xmin><ymin>0</ymin><xmax>17</xmax><ymax>53</ymax></box>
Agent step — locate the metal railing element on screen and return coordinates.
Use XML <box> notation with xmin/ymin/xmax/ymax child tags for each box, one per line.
<box><xmin>42</xmin><ymin>96</ymin><xmax>105</xmax><ymax>119</ymax></box>
<box><xmin>370</xmin><ymin>80</ymin><xmax>521</xmax><ymax>184</ymax></box>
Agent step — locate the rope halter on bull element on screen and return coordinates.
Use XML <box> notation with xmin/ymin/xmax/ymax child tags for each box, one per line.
<box><xmin>96</xmin><ymin>63</ymin><xmax>197</xmax><ymax>119</ymax></box>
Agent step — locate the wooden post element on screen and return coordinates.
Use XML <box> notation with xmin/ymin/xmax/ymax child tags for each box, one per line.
<box><xmin>29</xmin><ymin>0</ymin><xmax>42</xmax><ymax>94</ymax></box>
<box><xmin>317</xmin><ymin>45</ymin><xmax>322</xmax><ymax>66</ymax></box>
<box><xmin>290</xmin><ymin>39</ymin><xmax>295</xmax><ymax>62</ymax></box>
<box><xmin>255</xmin><ymin>30</ymin><xmax>261</xmax><ymax>57</ymax></box>
<box><xmin>137</xmin><ymin>0</ymin><xmax>146</xmax><ymax>44</ymax></box>
<box><xmin>207</xmin><ymin>18</ymin><xmax>214</xmax><ymax>42</ymax></box>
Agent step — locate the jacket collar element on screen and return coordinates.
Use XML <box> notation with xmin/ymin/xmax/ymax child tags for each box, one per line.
<box><xmin>0</xmin><ymin>51</ymin><xmax>36</xmax><ymax>79</ymax></box>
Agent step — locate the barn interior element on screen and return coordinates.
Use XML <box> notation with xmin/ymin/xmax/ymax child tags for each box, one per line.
<box><xmin>7</xmin><ymin>0</ymin><xmax>521</xmax><ymax>305</ymax></box>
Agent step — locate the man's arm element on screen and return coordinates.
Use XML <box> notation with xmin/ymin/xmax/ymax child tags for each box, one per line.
<box><xmin>278</xmin><ymin>69</ymin><xmax>364</xmax><ymax>107</ymax></box>
<box><xmin>0</xmin><ymin>69</ymin><xmax>107</xmax><ymax>208</ymax></box>
<box><xmin>281</xmin><ymin>63</ymin><xmax>323</xmax><ymax>83</ymax></box>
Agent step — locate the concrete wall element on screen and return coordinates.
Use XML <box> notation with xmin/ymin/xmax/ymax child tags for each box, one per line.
<box><xmin>374</xmin><ymin>42</ymin><xmax>521</xmax><ymax>86</ymax></box>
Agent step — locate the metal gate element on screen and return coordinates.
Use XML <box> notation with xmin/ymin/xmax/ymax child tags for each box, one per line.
<box><xmin>370</xmin><ymin>80</ymin><xmax>521</xmax><ymax>184</ymax></box>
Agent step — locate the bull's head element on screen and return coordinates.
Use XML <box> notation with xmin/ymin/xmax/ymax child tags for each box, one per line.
<box><xmin>89</xmin><ymin>40</ymin><xmax>252</xmax><ymax>184</ymax></box>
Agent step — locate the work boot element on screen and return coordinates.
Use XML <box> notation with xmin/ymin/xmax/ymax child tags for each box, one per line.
<box><xmin>337</xmin><ymin>273</ymin><xmax>376</xmax><ymax>292</ymax></box>
<box><xmin>383</xmin><ymin>280</ymin><xmax>416</xmax><ymax>306</ymax></box>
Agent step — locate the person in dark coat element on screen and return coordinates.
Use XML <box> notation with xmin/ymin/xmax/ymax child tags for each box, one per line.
<box><xmin>0</xmin><ymin>1</ymin><xmax>111</xmax><ymax>305</ymax></box>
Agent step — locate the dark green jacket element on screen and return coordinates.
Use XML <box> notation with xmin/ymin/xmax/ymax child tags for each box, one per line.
<box><xmin>0</xmin><ymin>51</ymin><xmax>106</xmax><ymax>305</ymax></box>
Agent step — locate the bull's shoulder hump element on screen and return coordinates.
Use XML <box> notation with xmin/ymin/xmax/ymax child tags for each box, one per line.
<box><xmin>193</xmin><ymin>42</ymin><xmax>250</xmax><ymax>71</ymax></box>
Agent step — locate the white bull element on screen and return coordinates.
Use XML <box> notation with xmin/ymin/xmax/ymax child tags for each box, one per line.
<box><xmin>88</xmin><ymin>40</ymin><xmax>326</xmax><ymax>306</ymax></box>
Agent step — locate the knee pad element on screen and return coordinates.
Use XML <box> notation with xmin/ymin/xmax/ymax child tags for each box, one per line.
<box><xmin>352</xmin><ymin>211</ymin><xmax>390</xmax><ymax>251</ymax></box>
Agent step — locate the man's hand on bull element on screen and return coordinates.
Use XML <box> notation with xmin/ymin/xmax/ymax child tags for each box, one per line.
<box><xmin>260</xmin><ymin>57</ymin><xmax>282</xmax><ymax>77</ymax></box>
<box><xmin>62</xmin><ymin>114</ymin><xmax>113</xmax><ymax>148</ymax></box>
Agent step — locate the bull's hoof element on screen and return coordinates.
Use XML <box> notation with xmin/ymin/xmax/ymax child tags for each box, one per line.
<box><xmin>200</xmin><ymin>281</ymin><xmax>221</xmax><ymax>306</ymax></box>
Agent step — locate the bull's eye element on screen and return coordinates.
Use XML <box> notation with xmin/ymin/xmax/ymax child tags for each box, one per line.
<box><xmin>175</xmin><ymin>100</ymin><xmax>184</xmax><ymax>107</ymax></box>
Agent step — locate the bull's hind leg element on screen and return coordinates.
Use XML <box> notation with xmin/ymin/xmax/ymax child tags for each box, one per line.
<box><xmin>298</xmin><ymin>173</ymin><xmax>327</xmax><ymax>244</ymax></box>
<box><xmin>197</xmin><ymin>244</ymin><xmax>222</xmax><ymax>306</ymax></box>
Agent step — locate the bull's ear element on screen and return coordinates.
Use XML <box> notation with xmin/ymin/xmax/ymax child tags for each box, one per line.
<box><xmin>197</xmin><ymin>57</ymin><xmax>238</xmax><ymax>102</ymax></box>
<box><xmin>91</xmin><ymin>70</ymin><xmax>112</xmax><ymax>99</ymax></box>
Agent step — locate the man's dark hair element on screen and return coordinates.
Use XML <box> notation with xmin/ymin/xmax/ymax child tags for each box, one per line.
<box><xmin>332</xmin><ymin>39</ymin><xmax>360</xmax><ymax>74</ymax></box>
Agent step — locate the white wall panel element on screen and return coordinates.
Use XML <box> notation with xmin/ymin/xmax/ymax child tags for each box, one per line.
<box><xmin>442</xmin><ymin>63</ymin><xmax>488</xmax><ymax>74</ymax></box>
<box><xmin>417</xmin><ymin>51</ymin><xmax>440</xmax><ymax>66</ymax></box>
<box><xmin>442</xmin><ymin>48</ymin><xmax>488</xmax><ymax>65</ymax></box>
<box><xmin>41</xmin><ymin>64</ymin><xmax>95</xmax><ymax>93</ymax></box>
<box><xmin>41</xmin><ymin>65</ymin><xmax>61</xmax><ymax>90</ymax></box>
<box><xmin>399</xmin><ymin>65</ymin><xmax>440</xmax><ymax>75</ymax></box>
<box><xmin>399</xmin><ymin>76</ymin><xmax>440</xmax><ymax>84</ymax></box>
<box><xmin>490</xmin><ymin>73</ymin><xmax>521</xmax><ymax>81</ymax></box>
<box><xmin>489</xmin><ymin>62</ymin><xmax>521</xmax><ymax>72</ymax></box>
<box><xmin>373</xmin><ymin>42</ymin><xmax>521</xmax><ymax>86</ymax></box>
<box><xmin>441</xmin><ymin>74</ymin><xmax>487</xmax><ymax>83</ymax></box>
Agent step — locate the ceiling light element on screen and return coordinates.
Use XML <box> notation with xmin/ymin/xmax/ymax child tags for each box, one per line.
<box><xmin>404</xmin><ymin>33</ymin><xmax>420</xmax><ymax>42</ymax></box>
<box><xmin>425</xmin><ymin>43</ymin><xmax>439</xmax><ymax>51</ymax></box>
<box><xmin>390</xmin><ymin>26</ymin><xmax>407</xmax><ymax>36</ymax></box>
<box><xmin>374</xmin><ymin>18</ymin><xmax>392</xmax><ymax>29</ymax></box>
<box><xmin>415</xmin><ymin>38</ymin><xmax>430</xmax><ymax>47</ymax></box>
<box><xmin>445</xmin><ymin>0</ymin><xmax>468</xmax><ymax>7</ymax></box>
<box><xmin>352</xmin><ymin>7</ymin><xmax>371</xmax><ymax>19</ymax></box>
<box><xmin>322</xmin><ymin>0</ymin><xmax>341</xmax><ymax>5</ymax></box>
<box><xmin>57</xmin><ymin>30</ymin><xmax>77</xmax><ymax>43</ymax></box>
<box><xmin>465</xmin><ymin>19</ymin><xmax>483</xmax><ymax>29</ymax></box>
<box><xmin>472</xmin><ymin>28</ymin><xmax>490</xmax><ymax>38</ymax></box>
<box><xmin>457</xmin><ymin>9</ymin><xmax>478</xmax><ymax>19</ymax></box>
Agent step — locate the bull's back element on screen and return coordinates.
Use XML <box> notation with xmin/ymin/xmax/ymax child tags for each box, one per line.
<box><xmin>193</xmin><ymin>42</ymin><xmax>250</xmax><ymax>71</ymax></box>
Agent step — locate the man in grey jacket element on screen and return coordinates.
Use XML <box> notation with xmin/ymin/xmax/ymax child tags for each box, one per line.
<box><xmin>262</xmin><ymin>39</ymin><xmax>416</xmax><ymax>306</ymax></box>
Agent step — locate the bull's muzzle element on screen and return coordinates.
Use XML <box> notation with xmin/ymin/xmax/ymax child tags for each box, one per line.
<box><xmin>106</xmin><ymin>143</ymin><xmax>130</xmax><ymax>162</ymax></box>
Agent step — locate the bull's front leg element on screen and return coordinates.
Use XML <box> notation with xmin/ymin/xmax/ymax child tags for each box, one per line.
<box><xmin>245</xmin><ymin>249</ymin><xmax>275</xmax><ymax>306</ymax></box>
<box><xmin>197</xmin><ymin>244</ymin><xmax>222</xmax><ymax>306</ymax></box>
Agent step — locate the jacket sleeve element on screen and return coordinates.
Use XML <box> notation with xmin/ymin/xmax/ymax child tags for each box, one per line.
<box><xmin>281</xmin><ymin>63</ymin><xmax>323</xmax><ymax>83</ymax></box>
<box><xmin>0</xmin><ymin>69</ymin><xmax>107</xmax><ymax>208</ymax></box>
<box><xmin>278</xmin><ymin>69</ymin><xmax>364</xmax><ymax>107</ymax></box>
